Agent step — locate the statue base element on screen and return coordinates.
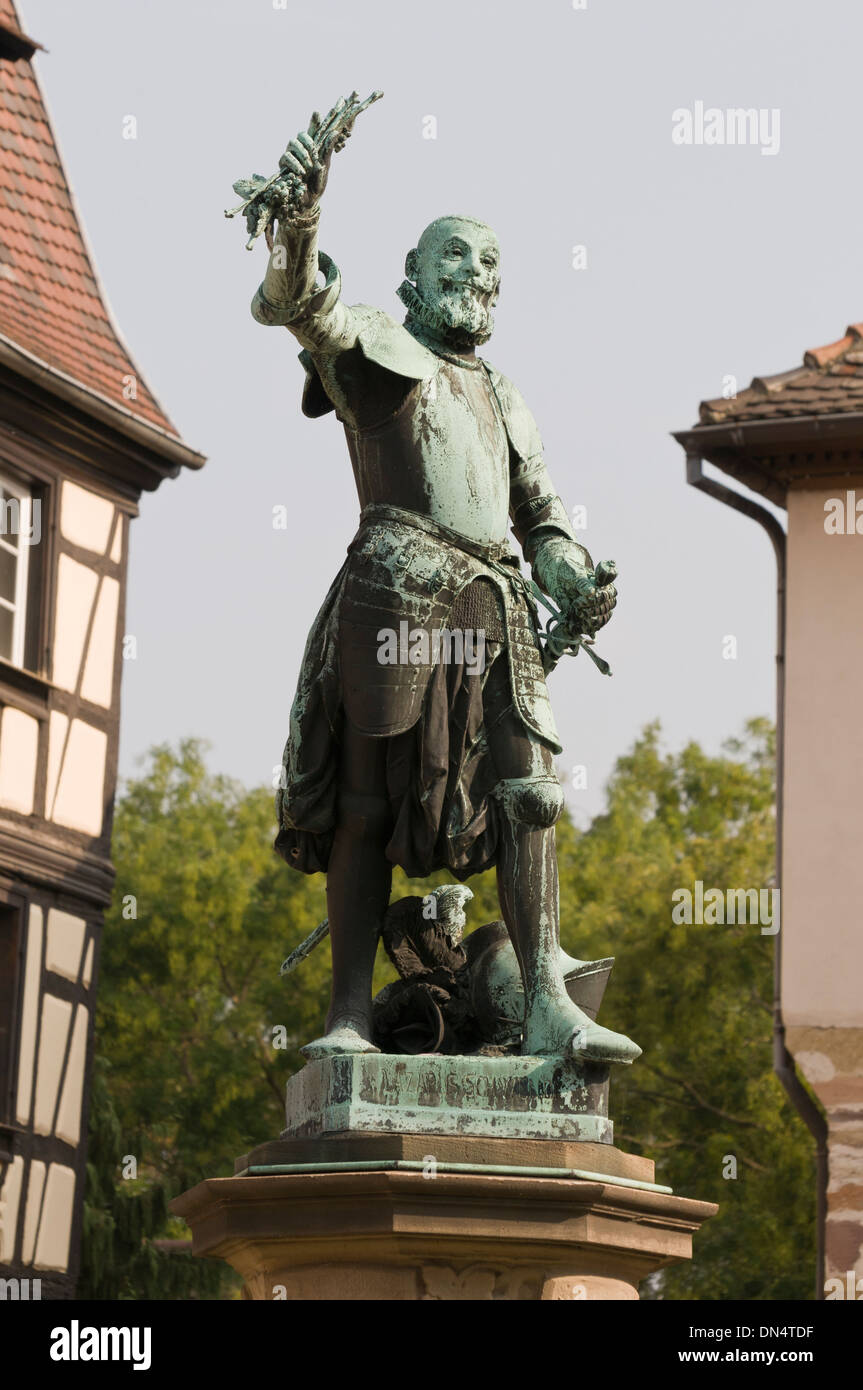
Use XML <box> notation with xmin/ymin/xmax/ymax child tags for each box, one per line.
<box><xmin>281</xmin><ymin>1051</ymin><xmax>612</xmax><ymax>1143</ymax></box>
<box><xmin>173</xmin><ymin>1138</ymin><xmax>716</xmax><ymax>1300</ymax></box>
<box><xmin>171</xmin><ymin>1052</ymin><xmax>717</xmax><ymax>1299</ymax></box>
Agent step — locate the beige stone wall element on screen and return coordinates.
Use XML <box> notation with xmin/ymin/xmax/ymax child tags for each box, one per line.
<box><xmin>783</xmin><ymin>483</ymin><xmax>863</xmax><ymax>1029</ymax></box>
<box><xmin>784</xmin><ymin>480</ymin><xmax>863</xmax><ymax>1291</ymax></box>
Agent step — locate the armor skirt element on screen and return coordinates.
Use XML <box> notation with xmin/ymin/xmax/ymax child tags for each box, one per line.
<box><xmin>274</xmin><ymin>508</ymin><xmax>559</xmax><ymax>879</ymax></box>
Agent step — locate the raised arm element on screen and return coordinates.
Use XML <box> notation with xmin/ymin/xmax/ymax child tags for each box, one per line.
<box><xmin>233</xmin><ymin>94</ymin><xmax>382</xmax><ymax>355</ymax></box>
<box><xmin>250</xmin><ymin>126</ymin><xmax>356</xmax><ymax>355</ymax></box>
<box><xmin>251</xmin><ymin>201</ymin><xmax>358</xmax><ymax>358</ymax></box>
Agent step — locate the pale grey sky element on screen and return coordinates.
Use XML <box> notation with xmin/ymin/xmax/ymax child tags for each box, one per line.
<box><xmin>22</xmin><ymin>0</ymin><xmax>860</xmax><ymax>819</ymax></box>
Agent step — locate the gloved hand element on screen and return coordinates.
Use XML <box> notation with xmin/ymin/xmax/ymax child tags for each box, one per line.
<box><xmin>533</xmin><ymin>538</ymin><xmax>618</xmax><ymax>638</ymax></box>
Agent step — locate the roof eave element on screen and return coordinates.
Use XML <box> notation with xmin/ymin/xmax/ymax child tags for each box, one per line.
<box><xmin>673</xmin><ymin>409</ymin><xmax>863</xmax><ymax>454</ymax></box>
<box><xmin>0</xmin><ymin>332</ymin><xmax>206</xmax><ymax>479</ymax></box>
<box><xmin>672</xmin><ymin>410</ymin><xmax>863</xmax><ymax>510</ymax></box>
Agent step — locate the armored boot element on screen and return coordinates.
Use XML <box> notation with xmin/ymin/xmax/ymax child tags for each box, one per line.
<box><xmin>494</xmin><ymin>783</ymin><xmax>641</xmax><ymax>1067</ymax></box>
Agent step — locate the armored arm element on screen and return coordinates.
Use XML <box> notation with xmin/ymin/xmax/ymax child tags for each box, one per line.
<box><xmin>250</xmin><ymin>203</ymin><xmax>359</xmax><ymax>356</ymax></box>
<box><xmin>239</xmin><ymin>94</ymin><xmax>382</xmax><ymax>355</ymax></box>
<box><xmin>515</xmin><ymin>480</ymin><xmax>617</xmax><ymax>639</ymax></box>
<box><xmin>496</xmin><ymin>371</ymin><xmax>617</xmax><ymax>637</ymax></box>
<box><xmin>511</xmin><ymin>474</ymin><xmax>592</xmax><ymax>579</ymax></box>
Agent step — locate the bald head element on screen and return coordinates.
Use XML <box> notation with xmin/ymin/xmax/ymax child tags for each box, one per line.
<box><xmin>416</xmin><ymin>214</ymin><xmax>499</xmax><ymax>257</ymax></box>
<box><xmin>408</xmin><ymin>215</ymin><xmax>500</xmax><ymax>283</ymax></box>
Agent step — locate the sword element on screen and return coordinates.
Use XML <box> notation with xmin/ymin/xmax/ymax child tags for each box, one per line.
<box><xmin>529</xmin><ymin>560</ymin><xmax>615</xmax><ymax>677</ymax></box>
<box><xmin>279</xmin><ymin>918</ymin><xmax>330</xmax><ymax>976</ymax></box>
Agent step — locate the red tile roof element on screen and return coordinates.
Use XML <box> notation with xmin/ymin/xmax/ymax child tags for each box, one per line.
<box><xmin>0</xmin><ymin>0</ymin><xmax>179</xmax><ymax>437</ymax></box>
<box><xmin>699</xmin><ymin>322</ymin><xmax>863</xmax><ymax>426</ymax></box>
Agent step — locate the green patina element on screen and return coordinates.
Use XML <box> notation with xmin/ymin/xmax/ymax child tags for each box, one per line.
<box><xmin>283</xmin><ymin>1052</ymin><xmax>612</xmax><ymax>1144</ymax></box>
<box><xmin>233</xmin><ymin>91</ymin><xmax>639</xmax><ymax>1082</ymax></box>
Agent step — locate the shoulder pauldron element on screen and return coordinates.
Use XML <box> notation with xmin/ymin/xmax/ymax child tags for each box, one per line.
<box><xmin>300</xmin><ymin>306</ymin><xmax>440</xmax><ymax>418</ymax></box>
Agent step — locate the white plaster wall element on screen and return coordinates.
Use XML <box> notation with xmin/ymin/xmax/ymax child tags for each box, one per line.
<box><xmin>0</xmin><ymin>1156</ymin><xmax>24</xmax><ymax>1263</ymax></box>
<box><xmin>45</xmin><ymin>908</ymin><xmax>86</xmax><ymax>983</ymax></box>
<box><xmin>45</xmin><ymin>710</ymin><xmax>68</xmax><ymax>819</ymax></box>
<box><xmin>33</xmin><ymin>1164</ymin><xmax>76</xmax><ymax>1272</ymax></box>
<box><xmin>15</xmin><ymin>905</ymin><xmax>43</xmax><ymax>1127</ymax></box>
<box><xmin>52</xmin><ymin>554</ymin><xmax>98</xmax><ymax>692</ymax></box>
<box><xmin>82</xmin><ymin>937</ymin><xmax>94</xmax><ymax>988</ymax></box>
<box><xmin>0</xmin><ymin>706</ymin><xmax>38</xmax><ymax>814</ymax></box>
<box><xmin>20</xmin><ymin>1159</ymin><xmax>45</xmax><ymax>1265</ymax></box>
<box><xmin>32</xmin><ymin>995</ymin><xmax>72</xmax><ymax>1136</ymax></box>
<box><xmin>51</xmin><ymin>719</ymin><xmax>107</xmax><ymax>837</ymax></box>
<box><xmin>80</xmin><ymin>576</ymin><xmax>119</xmax><ymax>708</ymax></box>
<box><xmin>54</xmin><ymin>1004</ymin><xmax>89</xmax><ymax>1148</ymax></box>
<box><xmin>60</xmin><ymin>481</ymin><xmax>114</xmax><ymax>554</ymax></box>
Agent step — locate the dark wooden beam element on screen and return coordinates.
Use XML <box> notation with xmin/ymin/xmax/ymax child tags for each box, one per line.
<box><xmin>0</xmin><ymin>20</ymin><xmax>44</xmax><ymax>62</ymax></box>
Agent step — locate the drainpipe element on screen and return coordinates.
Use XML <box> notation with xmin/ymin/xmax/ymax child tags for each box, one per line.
<box><xmin>686</xmin><ymin>453</ymin><xmax>828</xmax><ymax>1301</ymax></box>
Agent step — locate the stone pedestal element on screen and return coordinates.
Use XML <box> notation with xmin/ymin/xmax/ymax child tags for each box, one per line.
<box><xmin>173</xmin><ymin>1052</ymin><xmax>716</xmax><ymax>1299</ymax></box>
<box><xmin>173</xmin><ymin>1148</ymin><xmax>716</xmax><ymax>1300</ymax></box>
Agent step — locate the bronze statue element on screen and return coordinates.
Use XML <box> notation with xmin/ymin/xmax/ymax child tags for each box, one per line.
<box><xmin>234</xmin><ymin>94</ymin><xmax>640</xmax><ymax>1068</ymax></box>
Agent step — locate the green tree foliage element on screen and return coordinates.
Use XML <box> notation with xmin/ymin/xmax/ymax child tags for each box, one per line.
<box><xmin>95</xmin><ymin>741</ymin><xmax>333</xmax><ymax>1191</ymax></box>
<box><xmin>78</xmin><ymin>1057</ymin><xmax>226</xmax><ymax>1299</ymax></box>
<box><xmin>556</xmin><ymin>718</ymin><xmax>816</xmax><ymax>1300</ymax></box>
<box><xmin>87</xmin><ymin>723</ymin><xmax>815</xmax><ymax>1299</ymax></box>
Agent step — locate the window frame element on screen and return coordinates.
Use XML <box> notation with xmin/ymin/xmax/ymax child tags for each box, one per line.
<box><xmin>0</xmin><ymin>472</ymin><xmax>33</xmax><ymax>669</ymax></box>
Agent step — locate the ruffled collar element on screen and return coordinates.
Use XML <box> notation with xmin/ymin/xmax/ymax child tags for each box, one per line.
<box><xmin>396</xmin><ymin>279</ymin><xmax>489</xmax><ymax>368</ymax></box>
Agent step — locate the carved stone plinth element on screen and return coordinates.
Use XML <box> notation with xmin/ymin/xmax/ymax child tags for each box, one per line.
<box><xmin>172</xmin><ymin>1150</ymin><xmax>717</xmax><ymax>1301</ymax></box>
<box><xmin>282</xmin><ymin>1052</ymin><xmax>612</xmax><ymax>1143</ymax></box>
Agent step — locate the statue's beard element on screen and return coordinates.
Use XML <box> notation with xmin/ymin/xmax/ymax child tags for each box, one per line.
<box><xmin>434</xmin><ymin>278</ymin><xmax>496</xmax><ymax>344</ymax></box>
<box><xmin>397</xmin><ymin>277</ymin><xmax>496</xmax><ymax>349</ymax></box>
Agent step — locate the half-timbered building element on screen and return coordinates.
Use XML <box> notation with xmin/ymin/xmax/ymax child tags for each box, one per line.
<box><xmin>0</xmin><ymin>1</ymin><xmax>204</xmax><ymax>1298</ymax></box>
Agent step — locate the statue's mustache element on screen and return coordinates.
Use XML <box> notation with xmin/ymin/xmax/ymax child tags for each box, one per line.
<box><xmin>438</xmin><ymin>276</ymin><xmax>495</xmax><ymax>305</ymax></box>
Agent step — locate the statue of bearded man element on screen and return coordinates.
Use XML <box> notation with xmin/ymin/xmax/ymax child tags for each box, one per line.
<box><xmin>251</xmin><ymin>117</ymin><xmax>640</xmax><ymax>1068</ymax></box>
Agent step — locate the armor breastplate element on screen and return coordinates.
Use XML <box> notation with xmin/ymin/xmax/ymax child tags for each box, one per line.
<box><xmin>344</xmin><ymin>361</ymin><xmax>511</xmax><ymax>546</ymax></box>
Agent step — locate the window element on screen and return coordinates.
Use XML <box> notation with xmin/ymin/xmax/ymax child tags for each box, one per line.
<box><xmin>0</xmin><ymin>476</ymin><xmax>34</xmax><ymax>668</ymax></box>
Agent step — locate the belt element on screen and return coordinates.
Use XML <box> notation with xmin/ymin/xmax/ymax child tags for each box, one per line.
<box><xmin>350</xmin><ymin>502</ymin><xmax>540</xmax><ymax>627</ymax></box>
<box><xmin>352</xmin><ymin>503</ymin><xmax>517</xmax><ymax>568</ymax></box>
